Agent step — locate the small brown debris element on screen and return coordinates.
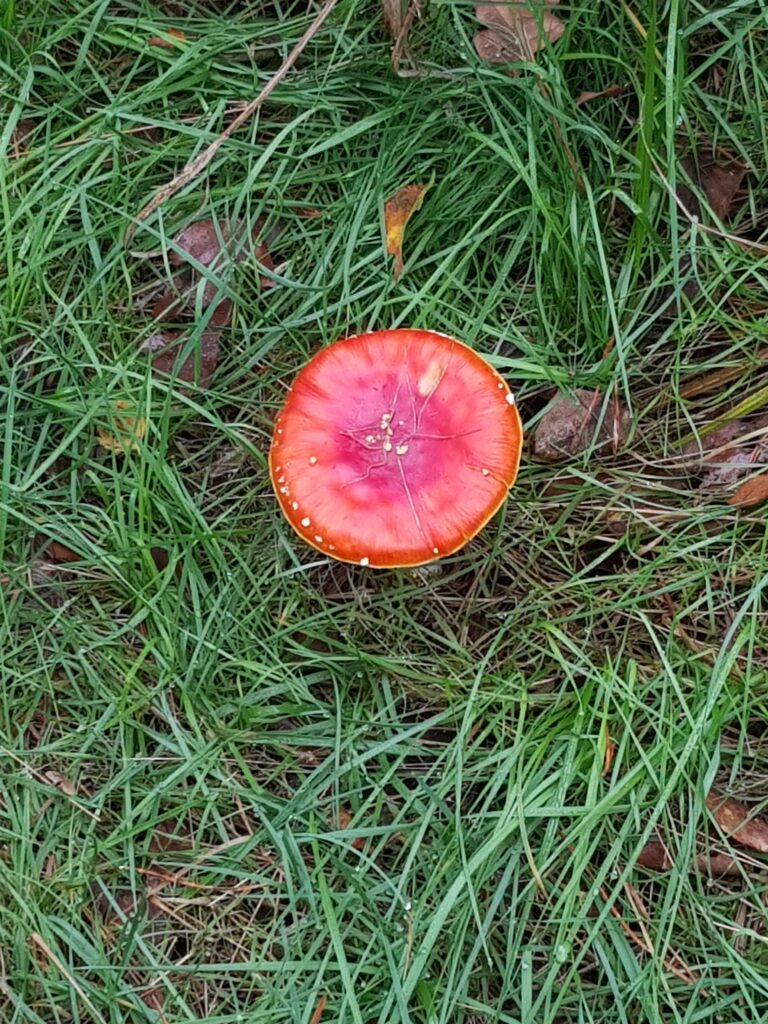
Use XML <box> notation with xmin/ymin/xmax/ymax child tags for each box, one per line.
<box><xmin>727</xmin><ymin>473</ymin><xmax>768</xmax><ymax>508</ymax></box>
<box><xmin>97</xmin><ymin>401</ymin><xmax>147</xmax><ymax>454</ymax></box>
<box><xmin>678</xmin><ymin>150</ymin><xmax>747</xmax><ymax>222</ymax></box>
<box><xmin>384</xmin><ymin>181</ymin><xmax>432</xmax><ymax>280</ymax></box>
<box><xmin>601</xmin><ymin>721</ymin><xmax>615</xmax><ymax>776</ymax></box>
<box><xmin>576</xmin><ymin>84</ymin><xmax>624</xmax><ymax>106</ymax></box>
<box><xmin>48</xmin><ymin>541</ymin><xmax>81</xmax><ymax>563</ymax></box>
<box><xmin>43</xmin><ymin>770</ymin><xmax>77</xmax><ymax>797</ymax></box>
<box><xmin>148</xmin><ymin>27</ymin><xmax>187</xmax><ymax>47</ymax></box>
<box><xmin>682</xmin><ymin>418</ymin><xmax>768</xmax><ymax>495</ymax></box>
<box><xmin>10</xmin><ymin>118</ymin><xmax>35</xmax><ymax>158</ymax></box>
<box><xmin>139</xmin><ymin>986</ymin><xmax>166</xmax><ymax>1013</ymax></box>
<box><xmin>41</xmin><ymin>853</ymin><xmax>58</xmax><ymax>878</ymax></box>
<box><xmin>636</xmin><ymin>841</ymin><xmax>673</xmax><ymax>871</ymax></box>
<box><xmin>169</xmin><ymin>219</ymin><xmax>227</xmax><ymax>268</ymax></box>
<box><xmin>473</xmin><ymin>1</ymin><xmax>564</xmax><ymax>66</ymax></box>
<box><xmin>707</xmin><ymin>792</ymin><xmax>768</xmax><ymax>853</ymax></box>
<box><xmin>145</xmin><ymin>329</ymin><xmax>220</xmax><ymax>388</ymax></box>
<box><xmin>531</xmin><ymin>388</ymin><xmax>629</xmax><ymax>462</ymax></box>
<box><xmin>309</xmin><ymin>994</ymin><xmax>327</xmax><ymax>1024</ymax></box>
<box><xmin>336</xmin><ymin>807</ymin><xmax>365</xmax><ymax>851</ymax></box>
<box><xmin>637</xmin><ymin>840</ymin><xmax>745</xmax><ymax>877</ymax></box>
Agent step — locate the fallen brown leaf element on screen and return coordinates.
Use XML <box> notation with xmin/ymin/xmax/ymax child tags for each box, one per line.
<box><xmin>97</xmin><ymin>401</ymin><xmax>147</xmax><ymax>454</ymax></box>
<box><xmin>10</xmin><ymin>117</ymin><xmax>35</xmax><ymax>158</ymax></box>
<box><xmin>707</xmin><ymin>792</ymin><xmax>768</xmax><ymax>853</ymax></box>
<box><xmin>531</xmin><ymin>388</ymin><xmax>629</xmax><ymax>462</ymax></box>
<box><xmin>148</xmin><ymin>27</ymin><xmax>187</xmax><ymax>47</ymax></box>
<box><xmin>657</xmin><ymin>145</ymin><xmax>748</xmax><ymax>311</ymax></box>
<box><xmin>727</xmin><ymin>473</ymin><xmax>768</xmax><ymax>508</ymax></box>
<box><xmin>682</xmin><ymin>417</ymin><xmax>768</xmax><ymax>495</ymax></box>
<box><xmin>44</xmin><ymin>770</ymin><xmax>77</xmax><ymax>797</ymax></box>
<box><xmin>144</xmin><ymin>329</ymin><xmax>220</xmax><ymax>389</ymax></box>
<box><xmin>678</xmin><ymin>150</ymin><xmax>747</xmax><ymax>222</ymax></box>
<box><xmin>474</xmin><ymin>1</ymin><xmax>564</xmax><ymax>66</ymax></box>
<box><xmin>576</xmin><ymin>84</ymin><xmax>623</xmax><ymax>106</ymax></box>
<box><xmin>48</xmin><ymin>541</ymin><xmax>81</xmax><ymax>563</ymax></box>
<box><xmin>336</xmin><ymin>807</ymin><xmax>365</xmax><ymax>850</ymax></box>
<box><xmin>384</xmin><ymin>181</ymin><xmax>431</xmax><ymax>280</ymax></box>
<box><xmin>139</xmin><ymin>216</ymin><xmax>274</xmax><ymax>390</ymax></box>
<box><xmin>637</xmin><ymin>841</ymin><xmax>742</xmax><ymax>877</ymax></box>
<box><xmin>169</xmin><ymin>219</ymin><xmax>227</xmax><ymax>268</ymax></box>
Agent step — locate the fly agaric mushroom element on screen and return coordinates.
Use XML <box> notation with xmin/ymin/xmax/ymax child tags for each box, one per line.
<box><xmin>269</xmin><ymin>328</ymin><xmax>523</xmax><ymax>568</ymax></box>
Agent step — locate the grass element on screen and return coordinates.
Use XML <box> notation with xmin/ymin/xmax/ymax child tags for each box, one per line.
<box><xmin>2</xmin><ymin>0</ymin><xmax>768</xmax><ymax>1020</ymax></box>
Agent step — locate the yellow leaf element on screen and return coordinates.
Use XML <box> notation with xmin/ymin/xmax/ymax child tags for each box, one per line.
<box><xmin>97</xmin><ymin>401</ymin><xmax>147</xmax><ymax>454</ymax></box>
<box><xmin>384</xmin><ymin>180</ymin><xmax>432</xmax><ymax>281</ymax></box>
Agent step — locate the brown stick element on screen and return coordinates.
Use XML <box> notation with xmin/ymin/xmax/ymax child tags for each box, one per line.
<box><xmin>126</xmin><ymin>0</ymin><xmax>340</xmax><ymax>242</ymax></box>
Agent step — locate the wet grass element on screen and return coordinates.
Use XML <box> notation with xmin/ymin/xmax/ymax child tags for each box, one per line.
<box><xmin>3</xmin><ymin>1</ymin><xmax>768</xmax><ymax>1021</ymax></box>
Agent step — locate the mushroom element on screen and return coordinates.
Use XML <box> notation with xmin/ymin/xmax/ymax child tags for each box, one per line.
<box><xmin>269</xmin><ymin>328</ymin><xmax>523</xmax><ymax>568</ymax></box>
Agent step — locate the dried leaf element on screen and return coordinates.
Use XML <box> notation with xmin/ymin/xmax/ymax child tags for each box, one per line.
<box><xmin>169</xmin><ymin>216</ymin><xmax>276</xmax><ymax>275</ymax></box>
<box><xmin>682</xmin><ymin>420</ymin><xmax>751</xmax><ymax>462</ymax></box>
<box><xmin>97</xmin><ymin>401</ymin><xmax>147</xmax><ymax>454</ymax></box>
<box><xmin>727</xmin><ymin>473</ymin><xmax>768</xmax><ymax>508</ymax></box>
<box><xmin>700</xmin><ymin>449</ymin><xmax>756</xmax><ymax>492</ymax></box>
<box><xmin>384</xmin><ymin>181</ymin><xmax>431</xmax><ymax>281</ymax></box>
<box><xmin>170</xmin><ymin>219</ymin><xmax>226</xmax><ymax>268</ymax></box>
<box><xmin>657</xmin><ymin>146</ymin><xmax>748</xmax><ymax>313</ymax></box>
<box><xmin>531</xmin><ymin>388</ymin><xmax>629</xmax><ymax>462</ymax></box>
<box><xmin>336</xmin><ymin>807</ymin><xmax>365</xmax><ymax>850</ymax></box>
<box><xmin>637</xmin><ymin>841</ymin><xmax>742</xmax><ymax>876</ymax></box>
<box><xmin>707</xmin><ymin>792</ymin><xmax>768</xmax><ymax>852</ymax></box>
<box><xmin>474</xmin><ymin>2</ymin><xmax>564</xmax><ymax>66</ymax></box>
<box><xmin>382</xmin><ymin>0</ymin><xmax>405</xmax><ymax>39</ymax></box>
<box><xmin>701</xmin><ymin>852</ymin><xmax>744</xmax><ymax>876</ymax></box>
<box><xmin>10</xmin><ymin>117</ymin><xmax>35</xmax><ymax>158</ymax></box>
<box><xmin>44</xmin><ymin>770</ymin><xmax>77</xmax><ymax>797</ymax></box>
<box><xmin>48</xmin><ymin>541</ymin><xmax>81</xmax><ymax>563</ymax></box>
<box><xmin>146</xmin><ymin>330</ymin><xmax>220</xmax><ymax>389</ymax></box>
<box><xmin>682</xmin><ymin>418</ymin><xmax>768</xmax><ymax>495</ymax></box>
<box><xmin>148</xmin><ymin>27</ymin><xmax>187</xmax><ymax>47</ymax></box>
<box><xmin>678</xmin><ymin>151</ymin><xmax>747</xmax><ymax>222</ymax></box>
<box><xmin>636</xmin><ymin>841</ymin><xmax>672</xmax><ymax>870</ymax></box>
<box><xmin>576</xmin><ymin>84</ymin><xmax>623</xmax><ymax>106</ymax></box>
<box><xmin>138</xmin><ymin>217</ymin><xmax>274</xmax><ymax>390</ymax></box>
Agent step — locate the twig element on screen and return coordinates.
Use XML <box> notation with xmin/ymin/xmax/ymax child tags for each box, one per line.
<box><xmin>125</xmin><ymin>0</ymin><xmax>340</xmax><ymax>242</ymax></box>
<box><xmin>309</xmin><ymin>994</ymin><xmax>327</xmax><ymax>1024</ymax></box>
<box><xmin>391</xmin><ymin>0</ymin><xmax>419</xmax><ymax>73</ymax></box>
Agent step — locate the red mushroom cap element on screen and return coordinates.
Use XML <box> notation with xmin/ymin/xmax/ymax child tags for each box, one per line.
<box><xmin>269</xmin><ymin>328</ymin><xmax>523</xmax><ymax>568</ymax></box>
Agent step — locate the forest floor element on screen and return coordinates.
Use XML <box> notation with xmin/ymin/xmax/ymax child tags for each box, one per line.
<box><xmin>3</xmin><ymin>1</ymin><xmax>768</xmax><ymax>1022</ymax></box>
